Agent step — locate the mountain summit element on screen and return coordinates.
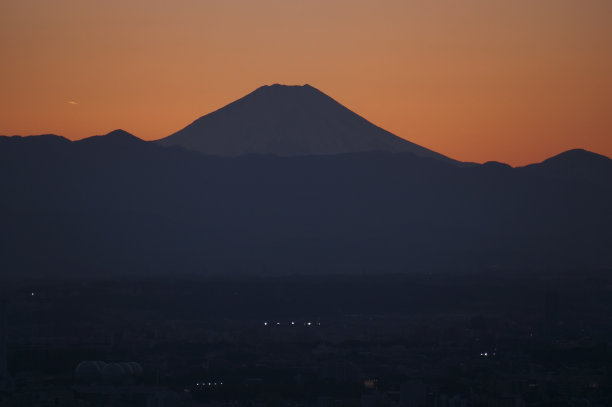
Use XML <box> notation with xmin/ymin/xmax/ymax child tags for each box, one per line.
<box><xmin>157</xmin><ymin>84</ymin><xmax>457</xmax><ymax>163</ymax></box>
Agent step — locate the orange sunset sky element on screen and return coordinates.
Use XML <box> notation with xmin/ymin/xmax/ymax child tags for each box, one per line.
<box><xmin>1</xmin><ymin>0</ymin><xmax>611</xmax><ymax>165</ymax></box>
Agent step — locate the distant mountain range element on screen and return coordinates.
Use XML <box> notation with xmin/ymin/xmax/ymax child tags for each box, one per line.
<box><xmin>1</xmin><ymin>85</ymin><xmax>611</xmax><ymax>278</ymax></box>
<box><xmin>157</xmin><ymin>84</ymin><xmax>459</xmax><ymax>164</ymax></box>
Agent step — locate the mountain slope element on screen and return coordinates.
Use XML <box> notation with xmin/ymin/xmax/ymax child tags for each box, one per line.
<box><xmin>157</xmin><ymin>84</ymin><xmax>458</xmax><ymax>163</ymax></box>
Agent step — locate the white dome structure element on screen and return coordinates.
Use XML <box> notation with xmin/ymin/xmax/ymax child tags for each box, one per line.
<box><xmin>127</xmin><ymin>362</ymin><xmax>143</xmax><ymax>376</ymax></box>
<box><xmin>101</xmin><ymin>363</ymin><xmax>126</xmax><ymax>384</ymax></box>
<box><xmin>75</xmin><ymin>361</ymin><xmax>103</xmax><ymax>383</ymax></box>
<box><xmin>76</xmin><ymin>360</ymin><xmax>142</xmax><ymax>385</ymax></box>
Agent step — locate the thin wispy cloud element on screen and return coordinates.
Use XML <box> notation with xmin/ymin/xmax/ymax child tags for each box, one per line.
<box><xmin>68</xmin><ymin>101</ymin><xmax>78</xmax><ymax>105</ymax></box>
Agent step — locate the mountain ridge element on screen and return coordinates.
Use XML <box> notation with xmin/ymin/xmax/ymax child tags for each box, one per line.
<box><xmin>2</xmin><ymin>133</ymin><xmax>612</xmax><ymax>277</ymax></box>
<box><xmin>3</xmin><ymin>131</ymin><xmax>610</xmax><ymax>167</ymax></box>
<box><xmin>75</xmin><ymin>129</ymin><xmax>144</xmax><ymax>144</ymax></box>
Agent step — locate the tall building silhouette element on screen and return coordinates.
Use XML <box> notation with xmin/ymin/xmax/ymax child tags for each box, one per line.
<box><xmin>0</xmin><ymin>300</ymin><xmax>8</xmax><ymax>391</ymax></box>
<box><xmin>544</xmin><ymin>290</ymin><xmax>560</xmax><ymax>336</ymax></box>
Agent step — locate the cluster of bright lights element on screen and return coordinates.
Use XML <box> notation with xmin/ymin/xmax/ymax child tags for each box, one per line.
<box><xmin>479</xmin><ymin>351</ymin><xmax>496</xmax><ymax>357</ymax></box>
<box><xmin>264</xmin><ymin>321</ymin><xmax>321</xmax><ymax>326</ymax></box>
<box><xmin>196</xmin><ymin>381</ymin><xmax>223</xmax><ymax>387</ymax></box>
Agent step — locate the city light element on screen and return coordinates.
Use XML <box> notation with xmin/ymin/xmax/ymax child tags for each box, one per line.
<box><xmin>263</xmin><ymin>320</ymin><xmax>321</xmax><ymax>327</ymax></box>
<box><xmin>195</xmin><ymin>381</ymin><xmax>225</xmax><ymax>388</ymax></box>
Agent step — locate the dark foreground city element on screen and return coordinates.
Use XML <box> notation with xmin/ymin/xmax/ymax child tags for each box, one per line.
<box><xmin>2</xmin><ymin>269</ymin><xmax>612</xmax><ymax>407</ymax></box>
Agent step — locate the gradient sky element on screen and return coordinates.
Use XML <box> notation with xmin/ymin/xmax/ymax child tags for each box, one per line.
<box><xmin>1</xmin><ymin>0</ymin><xmax>611</xmax><ymax>165</ymax></box>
